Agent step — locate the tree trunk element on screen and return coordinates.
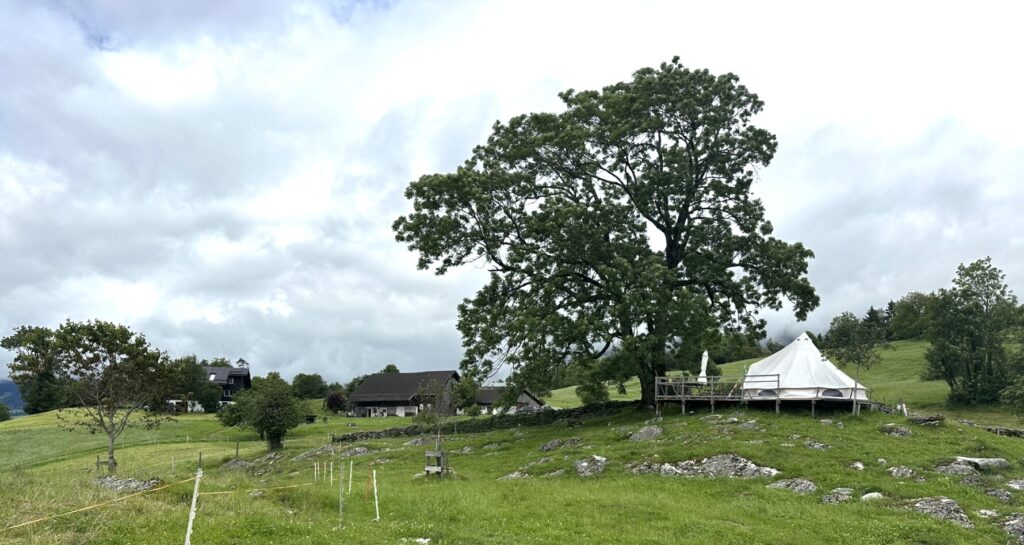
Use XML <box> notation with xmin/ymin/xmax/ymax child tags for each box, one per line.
<box><xmin>107</xmin><ymin>434</ymin><xmax>118</xmax><ymax>473</ymax></box>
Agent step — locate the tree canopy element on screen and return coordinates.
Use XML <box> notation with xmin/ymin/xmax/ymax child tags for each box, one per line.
<box><xmin>4</xmin><ymin>320</ymin><xmax>173</xmax><ymax>471</ymax></box>
<box><xmin>1</xmin><ymin>326</ymin><xmax>66</xmax><ymax>414</ymax></box>
<box><xmin>291</xmin><ymin>373</ymin><xmax>329</xmax><ymax>399</ymax></box>
<box><xmin>394</xmin><ymin>58</ymin><xmax>818</xmax><ymax>404</ymax></box>
<box><xmin>925</xmin><ymin>258</ymin><xmax>1021</xmax><ymax>405</ymax></box>
<box><xmin>0</xmin><ymin>402</ymin><xmax>10</xmax><ymax>422</ymax></box>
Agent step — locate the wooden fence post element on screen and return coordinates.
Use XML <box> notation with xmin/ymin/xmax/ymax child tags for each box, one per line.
<box><xmin>183</xmin><ymin>468</ymin><xmax>203</xmax><ymax>545</ymax></box>
<box><xmin>372</xmin><ymin>469</ymin><xmax>380</xmax><ymax>522</ymax></box>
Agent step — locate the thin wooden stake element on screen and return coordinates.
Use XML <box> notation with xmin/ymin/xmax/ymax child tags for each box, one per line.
<box><xmin>348</xmin><ymin>461</ymin><xmax>353</xmax><ymax>494</ymax></box>
<box><xmin>338</xmin><ymin>463</ymin><xmax>344</xmax><ymax>528</ymax></box>
<box><xmin>330</xmin><ymin>462</ymin><xmax>334</xmax><ymax>486</ymax></box>
<box><xmin>372</xmin><ymin>469</ymin><xmax>380</xmax><ymax>522</ymax></box>
<box><xmin>183</xmin><ymin>468</ymin><xmax>203</xmax><ymax>545</ymax></box>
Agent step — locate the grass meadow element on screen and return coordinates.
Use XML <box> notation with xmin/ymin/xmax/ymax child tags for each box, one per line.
<box><xmin>2</xmin><ymin>340</ymin><xmax>1024</xmax><ymax>544</ymax></box>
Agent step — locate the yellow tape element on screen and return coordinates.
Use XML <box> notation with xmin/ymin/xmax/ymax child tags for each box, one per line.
<box><xmin>2</xmin><ymin>476</ymin><xmax>196</xmax><ymax>532</ymax></box>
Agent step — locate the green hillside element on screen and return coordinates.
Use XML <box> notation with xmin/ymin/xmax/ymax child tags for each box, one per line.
<box><xmin>3</xmin><ymin>403</ymin><xmax>1024</xmax><ymax>544</ymax></box>
<box><xmin>544</xmin><ymin>340</ymin><xmax>1017</xmax><ymax>426</ymax></box>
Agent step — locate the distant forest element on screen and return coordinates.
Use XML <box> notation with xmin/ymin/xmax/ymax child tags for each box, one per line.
<box><xmin>0</xmin><ymin>379</ymin><xmax>24</xmax><ymax>415</ymax></box>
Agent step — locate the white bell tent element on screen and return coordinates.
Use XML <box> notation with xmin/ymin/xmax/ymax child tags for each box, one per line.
<box><xmin>741</xmin><ymin>332</ymin><xmax>868</xmax><ymax>401</ymax></box>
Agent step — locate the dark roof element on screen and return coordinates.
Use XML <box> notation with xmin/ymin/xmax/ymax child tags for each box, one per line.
<box><xmin>204</xmin><ymin>366</ymin><xmax>251</xmax><ymax>385</ymax></box>
<box><xmin>475</xmin><ymin>386</ymin><xmax>505</xmax><ymax>405</ymax></box>
<box><xmin>350</xmin><ymin>371</ymin><xmax>459</xmax><ymax>403</ymax></box>
<box><xmin>475</xmin><ymin>386</ymin><xmax>545</xmax><ymax>406</ymax></box>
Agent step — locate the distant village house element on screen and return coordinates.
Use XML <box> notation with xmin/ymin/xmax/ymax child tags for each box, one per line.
<box><xmin>204</xmin><ymin>365</ymin><xmax>252</xmax><ymax>403</ymax></box>
<box><xmin>350</xmin><ymin>370</ymin><xmax>459</xmax><ymax>417</ymax></box>
<box><xmin>470</xmin><ymin>386</ymin><xmax>544</xmax><ymax>415</ymax></box>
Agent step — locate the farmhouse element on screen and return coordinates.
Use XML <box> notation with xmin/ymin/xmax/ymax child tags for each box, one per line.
<box><xmin>472</xmin><ymin>386</ymin><xmax>545</xmax><ymax>415</ymax></box>
<box><xmin>350</xmin><ymin>370</ymin><xmax>460</xmax><ymax>417</ymax></box>
<box><xmin>203</xmin><ymin>365</ymin><xmax>252</xmax><ymax>403</ymax></box>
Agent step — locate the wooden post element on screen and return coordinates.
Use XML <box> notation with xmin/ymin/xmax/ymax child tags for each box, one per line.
<box><xmin>330</xmin><ymin>462</ymin><xmax>334</xmax><ymax>486</ymax></box>
<box><xmin>348</xmin><ymin>461</ymin><xmax>353</xmax><ymax>494</ymax></box>
<box><xmin>811</xmin><ymin>399</ymin><xmax>816</xmax><ymax>418</ymax></box>
<box><xmin>710</xmin><ymin>377</ymin><xmax>715</xmax><ymax>415</ymax></box>
<box><xmin>338</xmin><ymin>462</ymin><xmax>344</xmax><ymax>528</ymax></box>
<box><xmin>183</xmin><ymin>468</ymin><xmax>203</xmax><ymax>545</ymax></box>
<box><xmin>372</xmin><ymin>469</ymin><xmax>380</xmax><ymax>522</ymax></box>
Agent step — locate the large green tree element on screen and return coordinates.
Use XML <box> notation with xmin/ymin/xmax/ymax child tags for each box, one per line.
<box><xmin>291</xmin><ymin>373</ymin><xmax>329</xmax><ymax>399</ymax></box>
<box><xmin>2</xmin><ymin>326</ymin><xmax>66</xmax><ymax>414</ymax></box>
<box><xmin>394</xmin><ymin>58</ymin><xmax>818</xmax><ymax>405</ymax></box>
<box><xmin>924</xmin><ymin>258</ymin><xmax>1021</xmax><ymax>405</ymax></box>
<box><xmin>0</xmin><ymin>402</ymin><xmax>10</xmax><ymax>422</ymax></box>
<box><xmin>251</xmin><ymin>373</ymin><xmax>302</xmax><ymax>450</ymax></box>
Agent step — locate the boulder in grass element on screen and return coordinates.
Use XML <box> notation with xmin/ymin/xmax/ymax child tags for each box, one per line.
<box><xmin>822</xmin><ymin>487</ymin><xmax>854</xmax><ymax>503</ymax></box>
<box><xmin>767</xmin><ymin>478</ymin><xmax>817</xmax><ymax>495</ymax></box>
<box><xmin>987</xmin><ymin>488</ymin><xmax>1013</xmax><ymax>503</ymax></box>
<box><xmin>575</xmin><ymin>455</ymin><xmax>608</xmax><ymax>477</ymax></box>
<box><xmin>881</xmin><ymin>423</ymin><xmax>912</xmax><ymax>437</ymax></box>
<box><xmin>629</xmin><ymin>426</ymin><xmax>663</xmax><ymax>442</ymax></box>
<box><xmin>1003</xmin><ymin>514</ymin><xmax>1024</xmax><ymax>544</ymax></box>
<box><xmin>861</xmin><ymin>492</ymin><xmax>885</xmax><ymax>501</ymax></box>
<box><xmin>911</xmin><ymin>497</ymin><xmax>974</xmax><ymax>528</ymax></box>
<box><xmin>889</xmin><ymin>466</ymin><xmax>916</xmax><ymax>479</ymax></box>
<box><xmin>497</xmin><ymin>471</ymin><xmax>530</xmax><ymax>481</ymax></box>
<box><xmin>935</xmin><ymin>462</ymin><xmax>979</xmax><ymax>476</ymax></box>
<box><xmin>95</xmin><ymin>476</ymin><xmax>162</xmax><ymax>493</ymax></box>
<box><xmin>1007</xmin><ymin>480</ymin><xmax>1024</xmax><ymax>491</ymax></box>
<box><xmin>850</xmin><ymin>461</ymin><xmax>865</xmax><ymax>471</ymax></box>
<box><xmin>954</xmin><ymin>457</ymin><xmax>1010</xmax><ymax>471</ymax></box>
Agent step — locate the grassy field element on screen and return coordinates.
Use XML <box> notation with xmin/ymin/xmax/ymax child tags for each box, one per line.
<box><xmin>543</xmin><ymin>340</ymin><xmax>1021</xmax><ymax>427</ymax></box>
<box><xmin>3</xmin><ymin>404</ymin><xmax>1024</xmax><ymax>544</ymax></box>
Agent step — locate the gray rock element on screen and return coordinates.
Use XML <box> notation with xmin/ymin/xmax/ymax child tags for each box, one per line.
<box><xmin>850</xmin><ymin>461</ymin><xmax>865</xmax><ymax>471</ymax></box>
<box><xmin>521</xmin><ymin>456</ymin><xmax>552</xmax><ymax>469</ymax></box>
<box><xmin>541</xmin><ymin>469</ymin><xmax>566</xmax><ymax>478</ymax></box>
<box><xmin>628</xmin><ymin>454</ymin><xmax>778</xmax><ymax>479</ymax></box>
<box><xmin>935</xmin><ymin>462</ymin><xmax>979</xmax><ymax>476</ymax></box>
<box><xmin>955</xmin><ymin>456</ymin><xmax>1010</xmax><ymax>470</ymax></box>
<box><xmin>819</xmin><ymin>419</ymin><xmax>833</xmax><ymax>425</ymax></box>
<box><xmin>822</xmin><ymin>487</ymin><xmax>854</xmax><ymax>503</ymax></box>
<box><xmin>861</xmin><ymin>492</ymin><xmax>885</xmax><ymax>501</ymax></box>
<box><xmin>482</xmin><ymin>443</ymin><xmax>506</xmax><ymax>451</ymax></box>
<box><xmin>222</xmin><ymin>458</ymin><xmax>252</xmax><ymax>470</ymax></box>
<box><xmin>836</xmin><ymin>422</ymin><xmax>845</xmax><ymax>430</ymax></box>
<box><xmin>737</xmin><ymin>420</ymin><xmax>761</xmax><ymax>431</ymax></box>
<box><xmin>1003</xmin><ymin>514</ymin><xmax>1024</xmax><ymax>545</ymax></box>
<box><xmin>699</xmin><ymin>454</ymin><xmax>779</xmax><ymax>478</ymax></box>
<box><xmin>539</xmin><ymin>439</ymin><xmax>563</xmax><ymax>452</ymax></box>
<box><xmin>987</xmin><ymin>488</ymin><xmax>1013</xmax><ymax>503</ymax></box>
<box><xmin>805</xmin><ymin>440</ymin><xmax>831</xmax><ymax>450</ymax></box>
<box><xmin>882</xmin><ymin>423</ymin><xmax>912</xmax><ymax>437</ymax></box>
<box><xmin>95</xmin><ymin>476</ymin><xmax>162</xmax><ymax>493</ymax></box>
<box><xmin>911</xmin><ymin>497</ymin><xmax>974</xmax><ymax>528</ymax></box>
<box><xmin>1008</xmin><ymin>480</ymin><xmax>1024</xmax><ymax>491</ymax></box>
<box><xmin>497</xmin><ymin>471</ymin><xmax>530</xmax><ymax>481</ymax></box>
<box><xmin>248</xmin><ymin>489</ymin><xmax>264</xmax><ymax>497</ymax></box>
<box><xmin>877</xmin><ymin>458</ymin><xmax>888</xmax><ymax>465</ymax></box>
<box><xmin>338</xmin><ymin>446</ymin><xmax>374</xmax><ymax>458</ymax></box>
<box><xmin>779</xmin><ymin>443</ymin><xmax>795</xmax><ymax>448</ymax></box>
<box><xmin>767</xmin><ymin>478</ymin><xmax>817</xmax><ymax>495</ymax></box>
<box><xmin>889</xmin><ymin>466</ymin><xmax>916</xmax><ymax>478</ymax></box>
<box><xmin>961</xmin><ymin>475</ymin><xmax>986</xmax><ymax>487</ymax></box>
<box><xmin>575</xmin><ymin>455</ymin><xmax>608</xmax><ymax>477</ymax></box>
<box><xmin>629</xmin><ymin>426</ymin><xmax>663</xmax><ymax>442</ymax></box>
<box><xmin>908</xmin><ymin>414</ymin><xmax>945</xmax><ymax>426</ymax></box>
<box><xmin>403</xmin><ymin>436</ymin><xmax>433</xmax><ymax>447</ymax></box>
<box><xmin>978</xmin><ymin>509</ymin><xmax>998</xmax><ymax>518</ymax></box>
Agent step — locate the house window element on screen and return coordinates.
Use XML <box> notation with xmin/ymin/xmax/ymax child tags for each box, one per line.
<box><xmin>209</xmin><ymin>374</ymin><xmax>217</xmax><ymax>381</ymax></box>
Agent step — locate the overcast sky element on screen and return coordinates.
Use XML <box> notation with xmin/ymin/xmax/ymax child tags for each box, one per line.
<box><xmin>1</xmin><ymin>0</ymin><xmax>1022</xmax><ymax>383</ymax></box>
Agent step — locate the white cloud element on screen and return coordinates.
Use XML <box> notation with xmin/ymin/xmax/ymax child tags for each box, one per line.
<box><xmin>0</xmin><ymin>0</ymin><xmax>1022</xmax><ymax>381</ymax></box>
